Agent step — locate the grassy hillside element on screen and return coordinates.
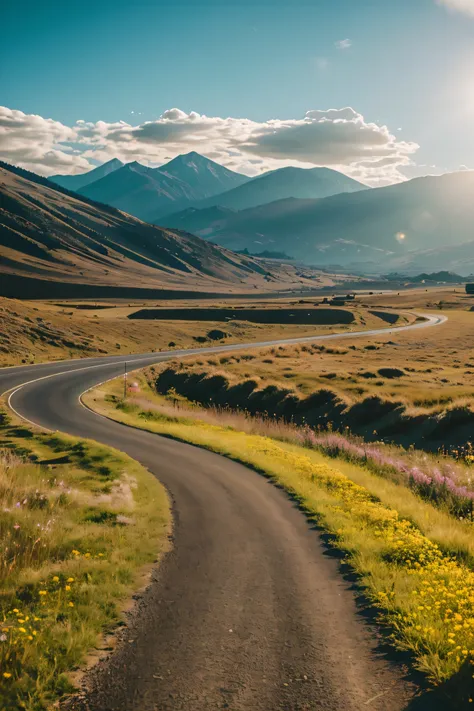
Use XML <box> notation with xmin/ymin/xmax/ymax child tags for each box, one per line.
<box><xmin>0</xmin><ymin>162</ymin><xmax>311</xmax><ymax>298</ymax></box>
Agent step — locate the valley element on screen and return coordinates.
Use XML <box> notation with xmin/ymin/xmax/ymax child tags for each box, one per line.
<box><xmin>2</xmin><ymin>105</ymin><xmax>474</xmax><ymax>711</ymax></box>
<box><xmin>1</xmin><ymin>161</ymin><xmax>352</xmax><ymax>299</ymax></box>
<box><xmin>39</xmin><ymin>149</ymin><xmax>474</xmax><ymax>275</ymax></box>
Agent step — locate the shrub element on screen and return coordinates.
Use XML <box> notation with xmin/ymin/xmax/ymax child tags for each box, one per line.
<box><xmin>207</xmin><ymin>329</ymin><xmax>228</xmax><ymax>341</ymax></box>
<box><xmin>378</xmin><ymin>367</ymin><xmax>405</xmax><ymax>379</ymax></box>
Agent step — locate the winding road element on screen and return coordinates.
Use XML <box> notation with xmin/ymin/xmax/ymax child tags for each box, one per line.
<box><xmin>1</xmin><ymin>314</ymin><xmax>446</xmax><ymax>711</ymax></box>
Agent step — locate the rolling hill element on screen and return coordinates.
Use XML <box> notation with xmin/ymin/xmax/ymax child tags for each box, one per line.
<box><xmin>161</xmin><ymin>166</ymin><xmax>366</xmax><ymax>217</ymax></box>
<box><xmin>77</xmin><ymin>152</ymin><xmax>250</xmax><ymax>222</ymax></box>
<box><xmin>0</xmin><ymin>161</ymin><xmax>292</xmax><ymax>298</ymax></box>
<box><xmin>50</xmin><ymin>158</ymin><xmax>124</xmax><ymax>191</ymax></box>
<box><xmin>163</xmin><ymin>171</ymin><xmax>474</xmax><ymax>272</ymax></box>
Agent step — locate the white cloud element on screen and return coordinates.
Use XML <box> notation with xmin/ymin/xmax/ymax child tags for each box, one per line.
<box><xmin>240</xmin><ymin>108</ymin><xmax>418</xmax><ymax>184</ymax></box>
<box><xmin>335</xmin><ymin>38</ymin><xmax>352</xmax><ymax>49</ymax></box>
<box><xmin>0</xmin><ymin>106</ymin><xmax>91</xmax><ymax>175</ymax></box>
<box><xmin>437</xmin><ymin>0</ymin><xmax>474</xmax><ymax>16</ymax></box>
<box><xmin>0</xmin><ymin>105</ymin><xmax>420</xmax><ymax>186</ymax></box>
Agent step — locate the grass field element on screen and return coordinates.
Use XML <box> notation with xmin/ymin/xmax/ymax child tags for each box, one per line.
<box><xmin>152</xmin><ymin>306</ymin><xmax>474</xmax><ymax>451</ymax></box>
<box><xmin>84</xmin><ymin>373</ymin><xmax>474</xmax><ymax>708</ymax></box>
<box><xmin>0</xmin><ymin>408</ymin><xmax>170</xmax><ymax>711</ymax></box>
<box><xmin>0</xmin><ymin>296</ymin><xmax>406</xmax><ymax>367</ymax></box>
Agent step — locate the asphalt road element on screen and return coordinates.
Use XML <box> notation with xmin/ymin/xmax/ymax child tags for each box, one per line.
<box><xmin>1</xmin><ymin>314</ymin><xmax>446</xmax><ymax>711</ymax></box>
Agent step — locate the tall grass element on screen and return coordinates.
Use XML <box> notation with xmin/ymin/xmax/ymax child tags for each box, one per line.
<box><xmin>127</xmin><ymin>377</ymin><xmax>474</xmax><ymax>520</ymax></box>
<box><xmin>0</xmin><ymin>414</ymin><xmax>169</xmax><ymax>710</ymax></box>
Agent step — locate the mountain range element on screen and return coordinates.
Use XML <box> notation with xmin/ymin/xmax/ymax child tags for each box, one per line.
<box><xmin>0</xmin><ymin>161</ymin><xmax>299</xmax><ymax>299</ymax></box>
<box><xmin>174</xmin><ymin>166</ymin><xmax>366</xmax><ymax>213</ymax></box>
<box><xmin>51</xmin><ymin>152</ymin><xmax>249</xmax><ymax>222</ymax></box>
<box><xmin>36</xmin><ymin>151</ymin><xmax>474</xmax><ymax>274</ymax></box>
<box><xmin>164</xmin><ymin>171</ymin><xmax>474</xmax><ymax>273</ymax></box>
<box><xmin>49</xmin><ymin>152</ymin><xmax>367</xmax><ymax>223</ymax></box>
<box><xmin>51</xmin><ymin>158</ymin><xmax>125</xmax><ymax>191</ymax></box>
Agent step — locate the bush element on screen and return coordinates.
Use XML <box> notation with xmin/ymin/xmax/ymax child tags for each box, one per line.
<box><xmin>378</xmin><ymin>367</ymin><xmax>405</xmax><ymax>379</ymax></box>
<box><xmin>207</xmin><ymin>329</ymin><xmax>228</xmax><ymax>341</ymax></box>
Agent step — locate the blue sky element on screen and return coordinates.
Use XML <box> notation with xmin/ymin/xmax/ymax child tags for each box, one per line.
<box><xmin>2</xmin><ymin>0</ymin><xmax>474</xmax><ymax>183</ymax></box>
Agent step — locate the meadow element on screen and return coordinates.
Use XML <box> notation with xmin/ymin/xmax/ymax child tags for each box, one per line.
<box><xmin>0</xmin><ymin>409</ymin><xmax>169</xmax><ymax>710</ymax></box>
<box><xmin>84</xmin><ymin>372</ymin><xmax>474</xmax><ymax>707</ymax></box>
<box><xmin>0</xmin><ymin>296</ymin><xmax>395</xmax><ymax>367</ymax></box>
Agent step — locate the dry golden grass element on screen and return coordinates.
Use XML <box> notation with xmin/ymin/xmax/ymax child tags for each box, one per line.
<box><xmin>0</xmin><ymin>296</ymin><xmax>399</xmax><ymax>367</ymax></box>
<box><xmin>149</xmin><ymin>301</ymin><xmax>474</xmax><ymax>451</ymax></box>
<box><xmin>165</xmin><ymin>309</ymin><xmax>474</xmax><ymax>412</ymax></box>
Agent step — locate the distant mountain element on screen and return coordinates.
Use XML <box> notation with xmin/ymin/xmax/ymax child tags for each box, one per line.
<box><xmin>77</xmin><ymin>161</ymin><xmax>196</xmax><ymax>222</ymax></box>
<box><xmin>50</xmin><ymin>158</ymin><xmax>124</xmax><ymax>191</ymax></box>
<box><xmin>158</xmin><ymin>151</ymin><xmax>249</xmax><ymax>199</ymax></box>
<box><xmin>76</xmin><ymin>152</ymin><xmax>250</xmax><ymax>222</ymax></box>
<box><xmin>0</xmin><ymin>161</ymin><xmax>281</xmax><ymax>298</ymax></box>
<box><xmin>163</xmin><ymin>171</ymin><xmax>474</xmax><ymax>273</ymax></box>
<box><xmin>407</xmin><ymin>271</ymin><xmax>463</xmax><ymax>283</ymax></box>
<box><xmin>165</xmin><ymin>166</ymin><xmax>367</xmax><ymax>216</ymax></box>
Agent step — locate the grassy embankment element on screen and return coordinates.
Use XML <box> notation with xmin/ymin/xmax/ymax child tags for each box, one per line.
<box><xmin>153</xmin><ymin>309</ymin><xmax>474</xmax><ymax>452</ymax></box>
<box><xmin>0</xmin><ymin>408</ymin><xmax>170</xmax><ymax>711</ymax></box>
<box><xmin>85</xmin><ymin>373</ymin><xmax>474</xmax><ymax>707</ymax></box>
<box><xmin>0</xmin><ymin>296</ymin><xmax>407</xmax><ymax>367</ymax></box>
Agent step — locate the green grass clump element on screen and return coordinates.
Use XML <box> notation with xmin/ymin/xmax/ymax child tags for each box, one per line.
<box><xmin>0</xmin><ymin>409</ymin><xmax>170</xmax><ymax>710</ymax></box>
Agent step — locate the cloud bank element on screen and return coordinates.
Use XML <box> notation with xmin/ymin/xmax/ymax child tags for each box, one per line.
<box><xmin>0</xmin><ymin>105</ymin><xmax>419</xmax><ymax>186</ymax></box>
<box><xmin>0</xmin><ymin>106</ymin><xmax>91</xmax><ymax>175</ymax></box>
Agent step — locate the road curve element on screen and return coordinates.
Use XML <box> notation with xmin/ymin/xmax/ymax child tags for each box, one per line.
<box><xmin>1</xmin><ymin>314</ymin><xmax>446</xmax><ymax>711</ymax></box>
